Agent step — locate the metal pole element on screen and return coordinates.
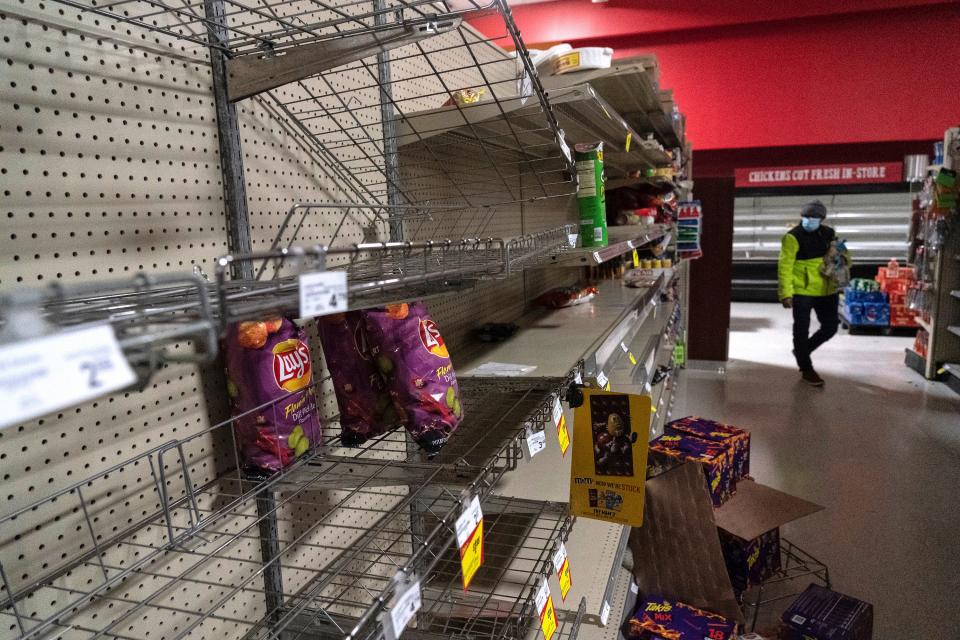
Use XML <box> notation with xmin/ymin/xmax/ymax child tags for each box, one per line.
<box><xmin>374</xmin><ymin>0</ymin><xmax>403</xmax><ymax>241</ymax></box>
<box><xmin>204</xmin><ymin>0</ymin><xmax>254</xmax><ymax>280</ymax></box>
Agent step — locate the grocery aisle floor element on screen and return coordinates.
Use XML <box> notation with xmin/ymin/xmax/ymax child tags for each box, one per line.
<box><xmin>675</xmin><ymin>302</ymin><xmax>960</xmax><ymax>638</ymax></box>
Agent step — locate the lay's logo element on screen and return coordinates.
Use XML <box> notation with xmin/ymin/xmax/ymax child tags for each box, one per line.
<box><xmin>418</xmin><ymin>318</ymin><xmax>449</xmax><ymax>358</ymax></box>
<box><xmin>273</xmin><ymin>339</ymin><xmax>311</xmax><ymax>391</ymax></box>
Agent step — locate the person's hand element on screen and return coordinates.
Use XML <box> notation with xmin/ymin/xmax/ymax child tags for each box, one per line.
<box><xmin>781</xmin><ymin>297</ymin><xmax>793</xmax><ymax>309</ymax></box>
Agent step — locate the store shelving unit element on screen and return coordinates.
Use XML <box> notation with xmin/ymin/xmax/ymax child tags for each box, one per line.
<box><xmin>544</xmin><ymin>226</ymin><xmax>671</xmax><ymax>268</ymax></box>
<box><xmin>0</xmin><ymin>2</ymin><xmax>690</xmax><ymax>640</ymax></box>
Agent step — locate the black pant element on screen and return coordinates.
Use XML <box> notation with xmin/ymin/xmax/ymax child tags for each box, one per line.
<box><xmin>792</xmin><ymin>293</ymin><xmax>839</xmax><ymax>371</ymax></box>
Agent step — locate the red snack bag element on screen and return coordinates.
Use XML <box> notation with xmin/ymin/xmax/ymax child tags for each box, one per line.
<box><xmin>224</xmin><ymin>317</ymin><xmax>322</xmax><ymax>473</ymax></box>
<box><xmin>317</xmin><ymin>311</ymin><xmax>400</xmax><ymax>446</ymax></box>
<box><xmin>363</xmin><ymin>302</ymin><xmax>463</xmax><ymax>455</ymax></box>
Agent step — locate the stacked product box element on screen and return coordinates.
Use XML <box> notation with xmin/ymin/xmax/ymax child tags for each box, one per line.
<box><xmin>842</xmin><ymin>281</ymin><xmax>888</xmax><ymax>327</ymax></box>
<box><xmin>717</xmin><ymin>527</ymin><xmax>781</xmax><ymax>595</ymax></box>
<box><xmin>677</xmin><ymin>201</ymin><xmax>702</xmax><ymax>260</ymax></box>
<box><xmin>626</xmin><ymin>595</ymin><xmax>737</xmax><ymax>640</ymax></box>
<box><xmin>649</xmin><ymin>432</ymin><xmax>734</xmax><ymax>507</ymax></box>
<box><xmin>780</xmin><ymin>584</ymin><xmax>873</xmax><ymax>640</ymax></box>
<box><xmin>666</xmin><ymin>416</ymin><xmax>751</xmax><ymax>480</ymax></box>
<box><xmin>875</xmin><ymin>262</ymin><xmax>918</xmax><ymax>328</ymax></box>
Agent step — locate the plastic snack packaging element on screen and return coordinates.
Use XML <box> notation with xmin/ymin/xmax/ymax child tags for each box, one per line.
<box><xmin>317</xmin><ymin>311</ymin><xmax>400</xmax><ymax>447</ymax></box>
<box><xmin>536</xmin><ymin>285</ymin><xmax>599</xmax><ymax>308</ymax></box>
<box><xmin>225</xmin><ymin>317</ymin><xmax>322</xmax><ymax>473</ymax></box>
<box><xmin>627</xmin><ymin>595</ymin><xmax>735</xmax><ymax>640</ymax></box>
<box><xmin>363</xmin><ymin>302</ymin><xmax>463</xmax><ymax>455</ymax></box>
<box><xmin>576</xmin><ymin>142</ymin><xmax>607</xmax><ymax>248</ymax></box>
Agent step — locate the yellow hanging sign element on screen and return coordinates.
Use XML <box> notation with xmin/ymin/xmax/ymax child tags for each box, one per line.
<box><xmin>553</xmin><ymin>397</ymin><xmax>570</xmax><ymax>457</ymax></box>
<box><xmin>625</xmin><ymin>132</ymin><xmax>632</xmax><ymax>152</ymax></box>
<box><xmin>552</xmin><ymin>542</ymin><xmax>573</xmax><ymax>601</ymax></box>
<box><xmin>535</xmin><ymin>580</ymin><xmax>558</xmax><ymax>640</ymax></box>
<box><xmin>632</xmin><ymin>249</ymin><xmax>640</xmax><ymax>267</ymax></box>
<box><xmin>569</xmin><ymin>390</ymin><xmax>650</xmax><ymax>526</ymax></box>
<box><xmin>455</xmin><ymin>495</ymin><xmax>484</xmax><ymax>590</ymax></box>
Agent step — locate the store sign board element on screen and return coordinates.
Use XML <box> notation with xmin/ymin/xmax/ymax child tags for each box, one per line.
<box><xmin>734</xmin><ymin>162</ymin><xmax>902</xmax><ymax>188</ymax></box>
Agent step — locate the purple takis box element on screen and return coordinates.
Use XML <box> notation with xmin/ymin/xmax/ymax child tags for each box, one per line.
<box><xmin>717</xmin><ymin>527</ymin><xmax>781</xmax><ymax>595</ymax></box>
<box><xmin>628</xmin><ymin>596</ymin><xmax>737</xmax><ymax>640</ymax></box>
<box><xmin>650</xmin><ymin>433</ymin><xmax>734</xmax><ymax>507</ymax></box>
<box><xmin>666</xmin><ymin>416</ymin><xmax>751</xmax><ymax>481</ymax></box>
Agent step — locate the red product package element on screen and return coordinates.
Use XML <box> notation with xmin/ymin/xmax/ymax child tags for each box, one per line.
<box><xmin>536</xmin><ymin>285</ymin><xmax>599</xmax><ymax>308</ymax></box>
<box><xmin>317</xmin><ymin>311</ymin><xmax>400</xmax><ymax>447</ymax></box>
<box><xmin>363</xmin><ymin>302</ymin><xmax>463</xmax><ymax>455</ymax></box>
<box><xmin>224</xmin><ymin>317</ymin><xmax>322</xmax><ymax>473</ymax></box>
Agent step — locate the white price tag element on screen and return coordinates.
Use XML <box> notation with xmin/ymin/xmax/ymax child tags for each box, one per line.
<box><xmin>620</xmin><ymin>342</ymin><xmax>629</xmax><ymax>354</ymax></box>
<box><xmin>573</xmin><ymin>370</ymin><xmax>583</xmax><ymax>385</ymax></box>
<box><xmin>455</xmin><ymin>495</ymin><xmax>483</xmax><ymax>548</ymax></box>
<box><xmin>552</xmin><ymin>542</ymin><xmax>568</xmax><ymax>574</ymax></box>
<box><xmin>551</xmin><ymin>397</ymin><xmax>563</xmax><ymax>427</ymax></box>
<box><xmin>0</xmin><ymin>324</ymin><xmax>136</xmax><ymax>430</ymax></box>
<box><xmin>595</xmin><ymin>370</ymin><xmax>608</xmax><ymax>390</ymax></box>
<box><xmin>298</xmin><ymin>271</ymin><xmax>348</xmax><ymax>319</ymax></box>
<box><xmin>534</xmin><ymin>579</ymin><xmax>552</xmax><ymax>614</ymax></box>
<box><xmin>599</xmin><ymin>600</ymin><xmax>611</xmax><ymax>626</ymax></box>
<box><xmin>386</xmin><ymin>575</ymin><xmax>422</xmax><ymax>640</ymax></box>
<box><xmin>567</xmin><ymin>233</ymin><xmax>578</xmax><ymax>248</ymax></box>
<box><xmin>525</xmin><ymin>427</ymin><xmax>546</xmax><ymax>457</ymax></box>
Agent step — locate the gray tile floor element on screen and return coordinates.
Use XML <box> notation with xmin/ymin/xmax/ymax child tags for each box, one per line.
<box><xmin>676</xmin><ymin>302</ymin><xmax>960</xmax><ymax>637</ymax></box>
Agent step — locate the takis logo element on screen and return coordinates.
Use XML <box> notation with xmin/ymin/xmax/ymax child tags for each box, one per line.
<box><xmin>645</xmin><ymin>601</ymin><xmax>672</xmax><ymax>613</ymax></box>
<box><xmin>273</xmin><ymin>339</ymin><xmax>312</xmax><ymax>391</ymax></box>
<box><xmin>418</xmin><ymin>317</ymin><xmax>449</xmax><ymax>358</ymax></box>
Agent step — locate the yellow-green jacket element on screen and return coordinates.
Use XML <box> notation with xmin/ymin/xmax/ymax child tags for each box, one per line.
<box><xmin>778</xmin><ymin>224</ymin><xmax>846</xmax><ymax>299</ymax></box>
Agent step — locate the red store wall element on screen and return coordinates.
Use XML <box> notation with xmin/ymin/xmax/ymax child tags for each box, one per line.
<box><xmin>472</xmin><ymin>1</ymin><xmax>960</xmax><ymax>151</ymax></box>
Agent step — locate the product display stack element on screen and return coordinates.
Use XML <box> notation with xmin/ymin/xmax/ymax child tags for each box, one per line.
<box><xmin>875</xmin><ymin>260</ymin><xmax>918</xmax><ymax>328</ymax></box>
<box><xmin>841</xmin><ymin>278</ymin><xmax>889</xmax><ymax>328</ymax></box>
<box><xmin>677</xmin><ymin>201</ymin><xmax>703</xmax><ymax>260</ymax></box>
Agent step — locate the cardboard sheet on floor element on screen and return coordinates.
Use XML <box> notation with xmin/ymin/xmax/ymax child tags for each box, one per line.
<box><xmin>714</xmin><ymin>479</ymin><xmax>824</xmax><ymax>540</ymax></box>
<box><xmin>627</xmin><ymin>462</ymin><xmax>744</xmax><ymax>625</ymax></box>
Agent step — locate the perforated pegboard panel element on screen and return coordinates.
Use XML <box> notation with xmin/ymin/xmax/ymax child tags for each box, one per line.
<box><xmin>0</xmin><ymin>3</ymin><xmax>576</xmax><ymax>639</ymax></box>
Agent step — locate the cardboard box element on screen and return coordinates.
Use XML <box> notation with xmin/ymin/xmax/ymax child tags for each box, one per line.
<box><xmin>628</xmin><ymin>463</ymin><xmax>745</xmax><ymax>626</ymax></box>
<box><xmin>650</xmin><ymin>433</ymin><xmax>734</xmax><ymax>507</ymax></box>
<box><xmin>627</xmin><ymin>595</ymin><xmax>736</xmax><ymax>639</ymax></box>
<box><xmin>781</xmin><ymin>584</ymin><xmax>873</xmax><ymax>640</ymax></box>
<box><xmin>713</xmin><ymin>480</ymin><xmax>824</xmax><ymax>596</ymax></box>
<box><xmin>666</xmin><ymin>416</ymin><xmax>751</xmax><ymax>482</ymax></box>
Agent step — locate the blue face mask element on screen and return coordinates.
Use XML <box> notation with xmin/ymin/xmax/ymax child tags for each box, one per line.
<box><xmin>801</xmin><ymin>217</ymin><xmax>821</xmax><ymax>232</ymax></box>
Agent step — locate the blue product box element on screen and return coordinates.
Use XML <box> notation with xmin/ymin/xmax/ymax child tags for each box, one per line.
<box><xmin>860</xmin><ymin>302</ymin><xmax>889</xmax><ymax>326</ymax></box>
<box><xmin>843</xmin><ymin>287</ymin><xmax>886</xmax><ymax>303</ymax></box>
<box><xmin>843</xmin><ymin>302</ymin><xmax>863</xmax><ymax>324</ymax></box>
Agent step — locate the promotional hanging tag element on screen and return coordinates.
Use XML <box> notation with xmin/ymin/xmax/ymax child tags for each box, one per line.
<box><xmin>569</xmin><ymin>389</ymin><xmax>650</xmax><ymax>526</ymax></box>
<box><xmin>595</xmin><ymin>370</ymin><xmax>609</xmax><ymax>391</ymax></box>
<box><xmin>553</xmin><ymin>397</ymin><xmax>570</xmax><ymax>457</ymax></box>
<box><xmin>552</xmin><ymin>542</ymin><xmax>572</xmax><ymax>601</ymax></box>
<box><xmin>383</xmin><ymin>571</ymin><xmax>422</xmax><ymax>640</ymax></box>
<box><xmin>455</xmin><ymin>494</ymin><xmax>484</xmax><ymax>591</ymax></box>
<box><xmin>534</xmin><ymin>579</ymin><xmax>558</xmax><ymax>640</ymax></box>
<box><xmin>625</xmin><ymin>132</ymin><xmax>632</xmax><ymax>153</ymax></box>
<box><xmin>0</xmin><ymin>324</ymin><xmax>136</xmax><ymax>430</ymax></box>
<box><xmin>299</xmin><ymin>270</ymin><xmax>348</xmax><ymax>318</ymax></box>
<box><xmin>632</xmin><ymin>249</ymin><xmax>639</xmax><ymax>268</ymax></box>
<box><xmin>526</xmin><ymin>425</ymin><xmax>546</xmax><ymax>457</ymax></box>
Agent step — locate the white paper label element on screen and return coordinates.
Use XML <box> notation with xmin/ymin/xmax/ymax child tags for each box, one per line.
<box><xmin>573</xmin><ymin>370</ymin><xmax>583</xmax><ymax>385</ymax></box>
<box><xmin>534</xmin><ymin>579</ymin><xmax>552</xmax><ymax>614</ymax></box>
<box><xmin>387</xmin><ymin>577</ymin><xmax>422</xmax><ymax>639</ymax></box>
<box><xmin>455</xmin><ymin>495</ymin><xmax>483</xmax><ymax>548</ymax></box>
<box><xmin>599</xmin><ymin>600</ymin><xmax>611</xmax><ymax>626</ymax></box>
<box><xmin>629</xmin><ymin>580</ymin><xmax>639</xmax><ymax>594</ymax></box>
<box><xmin>568</xmin><ymin>233</ymin><xmax>578</xmax><ymax>248</ymax></box>
<box><xmin>525</xmin><ymin>427</ymin><xmax>546</xmax><ymax>457</ymax></box>
<box><xmin>551</xmin><ymin>397</ymin><xmax>563</xmax><ymax>427</ymax></box>
<box><xmin>298</xmin><ymin>271</ymin><xmax>348</xmax><ymax>319</ymax></box>
<box><xmin>0</xmin><ymin>324</ymin><xmax>136</xmax><ymax>430</ymax></box>
<box><xmin>552</xmin><ymin>542</ymin><xmax>568</xmax><ymax>573</ymax></box>
<box><xmin>596</xmin><ymin>370</ymin><xmax>608</xmax><ymax>389</ymax></box>
<box><xmin>593</xmin><ymin>227</ymin><xmax>603</xmax><ymax>242</ymax></box>
<box><xmin>620</xmin><ymin>342</ymin><xmax>629</xmax><ymax>353</ymax></box>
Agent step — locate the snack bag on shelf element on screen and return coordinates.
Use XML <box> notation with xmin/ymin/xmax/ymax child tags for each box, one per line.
<box><xmin>317</xmin><ymin>311</ymin><xmax>399</xmax><ymax>447</ymax></box>
<box><xmin>535</xmin><ymin>284</ymin><xmax>599</xmax><ymax>308</ymax></box>
<box><xmin>364</xmin><ymin>302</ymin><xmax>463</xmax><ymax>455</ymax></box>
<box><xmin>225</xmin><ymin>317</ymin><xmax>322</xmax><ymax>473</ymax></box>
<box><xmin>626</xmin><ymin>595</ymin><xmax>736</xmax><ymax>640</ymax></box>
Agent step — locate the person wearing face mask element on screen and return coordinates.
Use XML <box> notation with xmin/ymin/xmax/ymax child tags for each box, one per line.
<box><xmin>777</xmin><ymin>200</ymin><xmax>847</xmax><ymax>386</ymax></box>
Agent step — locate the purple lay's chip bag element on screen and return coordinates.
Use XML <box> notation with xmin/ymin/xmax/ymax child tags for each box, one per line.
<box><xmin>317</xmin><ymin>311</ymin><xmax>399</xmax><ymax>446</ymax></box>
<box><xmin>224</xmin><ymin>317</ymin><xmax>322</xmax><ymax>473</ymax></box>
<box><xmin>363</xmin><ymin>302</ymin><xmax>463</xmax><ymax>455</ymax></box>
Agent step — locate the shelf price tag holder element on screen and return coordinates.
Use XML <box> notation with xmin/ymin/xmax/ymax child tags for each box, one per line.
<box><xmin>525</xmin><ymin>423</ymin><xmax>546</xmax><ymax>458</ymax></box>
<box><xmin>296</xmin><ymin>250</ymin><xmax>348</xmax><ymax>319</ymax></box>
<box><xmin>553</xmin><ymin>396</ymin><xmax>569</xmax><ymax>457</ymax></box>
<box><xmin>552</xmin><ymin>541</ymin><xmax>572</xmax><ymax>601</ymax></box>
<box><xmin>0</xmin><ymin>323</ymin><xmax>136</xmax><ymax>431</ymax></box>
<box><xmin>534</xmin><ymin>579</ymin><xmax>558</xmax><ymax>640</ymax></box>
<box><xmin>455</xmin><ymin>492</ymin><xmax>484</xmax><ymax>591</ymax></box>
<box><xmin>382</xmin><ymin>570</ymin><xmax>422</xmax><ymax>640</ymax></box>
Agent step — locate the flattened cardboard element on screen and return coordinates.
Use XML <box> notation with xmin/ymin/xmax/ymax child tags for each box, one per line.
<box><xmin>714</xmin><ymin>479</ymin><xmax>824</xmax><ymax>541</ymax></box>
<box><xmin>628</xmin><ymin>462</ymin><xmax>745</xmax><ymax>625</ymax></box>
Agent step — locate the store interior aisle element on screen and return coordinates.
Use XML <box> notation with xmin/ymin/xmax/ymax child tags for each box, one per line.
<box><xmin>676</xmin><ymin>301</ymin><xmax>960</xmax><ymax>637</ymax></box>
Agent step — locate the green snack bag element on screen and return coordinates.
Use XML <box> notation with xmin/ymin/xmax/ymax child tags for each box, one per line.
<box><xmin>576</xmin><ymin>142</ymin><xmax>607</xmax><ymax>248</ymax></box>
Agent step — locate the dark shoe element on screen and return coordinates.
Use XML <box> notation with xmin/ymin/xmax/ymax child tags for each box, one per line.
<box><xmin>801</xmin><ymin>369</ymin><xmax>824</xmax><ymax>387</ymax></box>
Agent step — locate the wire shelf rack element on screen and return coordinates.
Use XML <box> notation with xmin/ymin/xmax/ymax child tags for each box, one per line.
<box><xmin>0</xmin><ymin>362</ymin><xmax>580</xmax><ymax>640</ymax></box>
<box><xmin>52</xmin><ymin>0</ymin><xmax>576</xmax><ymax>209</ymax></box>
